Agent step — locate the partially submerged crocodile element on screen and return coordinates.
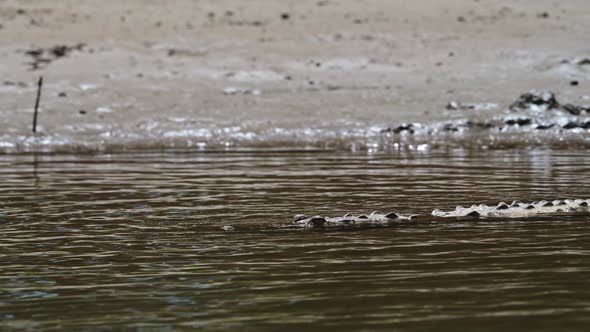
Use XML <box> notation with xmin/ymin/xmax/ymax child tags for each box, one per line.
<box><xmin>292</xmin><ymin>211</ymin><xmax>418</xmax><ymax>228</ymax></box>
<box><xmin>432</xmin><ymin>199</ymin><xmax>590</xmax><ymax>218</ymax></box>
<box><xmin>293</xmin><ymin>199</ymin><xmax>590</xmax><ymax>228</ymax></box>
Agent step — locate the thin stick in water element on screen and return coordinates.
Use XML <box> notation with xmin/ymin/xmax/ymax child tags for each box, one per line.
<box><xmin>32</xmin><ymin>76</ymin><xmax>43</xmax><ymax>133</ymax></box>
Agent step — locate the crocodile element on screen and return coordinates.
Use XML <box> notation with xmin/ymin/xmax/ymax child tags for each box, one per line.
<box><xmin>292</xmin><ymin>199</ymin><xmax>590</xmax><ymax>228</ymax></box>
<box><xmin>292</xmin><ymin>211</ymin><xmax>418</xmax><ymax>228</ymax></box>
<box><xmin>432</xmin><ymin>199</ymin><xmax>590</xmax><ymax>218</ymax></box>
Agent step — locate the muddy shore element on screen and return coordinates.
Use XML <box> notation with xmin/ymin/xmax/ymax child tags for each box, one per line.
<box><xmin>1</xmin><ymin>0</ymin><xmax>589</xmax><ymax>152</ymax></box>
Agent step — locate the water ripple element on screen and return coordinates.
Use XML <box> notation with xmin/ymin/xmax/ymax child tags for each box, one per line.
<box><xmin>1</xmin><ymin>150</ymin><xmax>590</xmax><ymax>330</ymax></box>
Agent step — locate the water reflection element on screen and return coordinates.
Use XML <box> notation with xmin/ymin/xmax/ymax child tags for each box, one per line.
<box><xmin>0</xmin><ymin>149</ymin><xmax>589</xmax><ymax>330</ymax></box>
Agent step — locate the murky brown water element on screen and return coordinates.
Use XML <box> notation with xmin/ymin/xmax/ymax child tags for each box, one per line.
<box><xmin>1</xmin><ymin>149</ymin><xmax>590</xmax><ymax>331</ymax></box>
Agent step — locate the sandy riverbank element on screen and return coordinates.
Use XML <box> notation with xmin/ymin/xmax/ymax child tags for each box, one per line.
<box><xmin>0</xmin><ymin>0</ymin><xmax>589</xmax><ymax>152</ymax></box>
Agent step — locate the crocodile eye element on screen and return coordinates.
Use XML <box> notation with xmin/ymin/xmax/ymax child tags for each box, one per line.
<box><xmin>385</xmin><ymin>212</ymin><xmax>399</xmax><ymax>219</ymax></box>
<box><xmin>525</xmin><ymin>205</ymin><xmax>535</xmax><ymax>210</ymax></box>
<box><xmin>357</xmin><ymin>215</ymin><xmax>368</xmax><ymax>219</ymax></box>
<box><xmin>542</xmin><ymin>202</ymin><xmax>554</xmax><ymax>207</ymax></box>
<box><xmin>579</xmin><ymin>202</ymin><xmax>588</xmax><ymax>207</ymax></box>
<box><xmin>496</xmin><ymin>204</ymin><xmax>509</xmax><ymax>210</ymax></box>
<box><xmin>307</xmin><ymin>217</ymin><xmax>326</xmax><ymax>227</ymax></box>
<box><xmin>466</xmin><ymin>211</ymin><xmax>480</xmax><ymax>217</ymax></box>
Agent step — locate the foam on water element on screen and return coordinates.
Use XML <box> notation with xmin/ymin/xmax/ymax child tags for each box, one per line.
<box><xmin>1</xmin><ymin>120</ymin><xmax>588</xmax><ymax>154</ymax></box>
<box><xmin>1</xmin><ymin>89</ymin><xmax>589</xmax><ymax>154</ymax></box>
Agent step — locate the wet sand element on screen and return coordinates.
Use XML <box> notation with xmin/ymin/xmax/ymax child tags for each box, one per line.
<box><xmin>1</xmin><ymin>0</ymin><xmax>589</xmax><ymax>152</ymax></box>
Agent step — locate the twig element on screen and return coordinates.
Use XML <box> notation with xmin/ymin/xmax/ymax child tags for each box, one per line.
<box><xmin>32</xmin><ymin>76</ymin><xmax>43</xmax><ymax>133</ymax></box>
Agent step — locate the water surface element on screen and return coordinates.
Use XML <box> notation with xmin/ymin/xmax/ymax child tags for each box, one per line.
<box><xmin>1</xmin><ymin>149</ymin><xmax>590</xmax><ymax>331</ymax></box>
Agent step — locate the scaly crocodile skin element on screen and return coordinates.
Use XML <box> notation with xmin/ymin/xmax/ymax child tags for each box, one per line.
<box><xmin>292</xmin><ymin>211</ymin><xmax>418</xmax><ymax>228</ymax></box>
<box><xmin>293</xmin><ymin>199</ymin><xmax>590</xmax><ymax>228</ymax></box>
<box><xmin>432</xmin><ymin>199</ymin><xmax>590</xmax><ymax>218</ymax></box>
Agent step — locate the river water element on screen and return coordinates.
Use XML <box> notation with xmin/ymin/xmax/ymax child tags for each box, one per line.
<box><xmin>1</xmin><ymin>149</ymin><xmax>590</xmax><ymax>331</ymax></box>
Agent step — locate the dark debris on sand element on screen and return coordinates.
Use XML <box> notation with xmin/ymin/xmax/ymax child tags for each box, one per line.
<box><xmin>3</xmin><ymin>81</ymin><xmax>28</xmax><ymax>88</ymax></box>
<box><xmin>563</xmin><ymin>104</ymin><xmax>590</xmax><ymax>116</ymax></box>
<box><xmin>381</xmin><ymin>123</ymin><xmax>415</xmax><ymax>134</ymax></box>
<box><xmin>23</xmin><ymin>43</ymin><xmax>86</xmax><ymax>70</ymax></box>
<box><xmin>383</xmin><ymin>90</ymin><xmax>590</xmax><ymax>136</ymax></box>
<box><xmin>509</xmin><ymin>91</ymin><xmax>559</xmax><ymax>111</ymax></box>
<box><xmin>509</xmin><ymin>91</ymin><xmax>590</xmax><ymax>116</ymax></box>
